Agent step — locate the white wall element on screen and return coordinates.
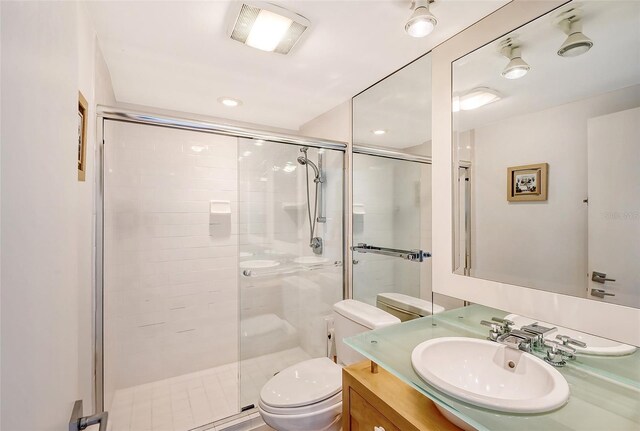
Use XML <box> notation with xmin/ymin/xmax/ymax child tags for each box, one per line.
<box><xmin>1</xmin><ymin>2</ymin><xmax>115</xmax><ymax>430</ymax></box>
<box><xmin>468</xmin><ymin>85</ymin><xmax>640</xmax><ymax>297</ymax></box>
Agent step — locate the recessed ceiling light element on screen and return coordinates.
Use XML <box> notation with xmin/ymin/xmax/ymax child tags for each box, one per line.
<box><xmin>243</xmin><ymin>150</ymin><xmax>252</xmax><ymax>157</ymax></box>
<box><xmin>254</xmin><ymin>139</ymin><xmax>265</xmax><ymax>146</ymax></box>
<box><xmin>218</xmin><ymin>97</ymin><xmax>242</xmax><ymax>107</ymax></box>
<box><xmin>453</xmin><ymin>88</ymin><xmax>502</xmax><ymax>112</ymax></box>
<box><xmin>405</xmin><ymin>0</ymin><xmax>437</xmax><ymax>38</ymax></box>
<box><xmin>499</xmin><ymin>39</ymin><xmax>530</xmax><ymax>80</ymax></box>
<box><xmin>229</xmin><ymin>4</ymin><xmax>310</xmax><ymax>55</ymax></box>
<box><xmin>372</xmin><ymin>129</ymin><xmax>387</xmax><ymax>135</ymax></box>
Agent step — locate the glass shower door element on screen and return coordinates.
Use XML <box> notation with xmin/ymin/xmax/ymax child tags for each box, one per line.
<box><xmin>237</xmin><ymin>138</ymin><xmax>344</xmax><ymax>410</ymax></box>
<box><xmin>102</xmin><ymin>120</ymin><xmax>241</xmax><ymax>431</ymax></box>
<box><xmin>352</xmin><ymin>153</ymin><xmax>431</xmax><ymax>305</ymax></box>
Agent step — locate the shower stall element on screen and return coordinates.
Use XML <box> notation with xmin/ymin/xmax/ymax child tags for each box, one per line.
<box><xmin>98</xmin><ymin>109</ymin><xmax>345</xmax><ymax>431</ymax></box>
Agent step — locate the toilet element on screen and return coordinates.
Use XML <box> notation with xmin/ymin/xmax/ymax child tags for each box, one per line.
<box><xmin>258</xmin><ymin>299</ymin><xmax>401</xmax><ymax>431</ymax></box>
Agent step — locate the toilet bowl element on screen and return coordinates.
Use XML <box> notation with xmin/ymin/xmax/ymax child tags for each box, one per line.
<box><xmin>258</xmin><ymin>299</ymin><xmax>400</xmax><ymax>431</ymax></box>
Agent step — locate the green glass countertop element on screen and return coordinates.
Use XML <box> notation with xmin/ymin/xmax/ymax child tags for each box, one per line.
<box><xmin>344</xmin><ymin>305</ymin><xmax>640</xmax><ymax>431</ymax></box>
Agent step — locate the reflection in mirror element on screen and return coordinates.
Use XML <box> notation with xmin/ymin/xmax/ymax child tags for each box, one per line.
<box><xmin>452</xmin><ymin>1</ymin><xmax>640</xmax><ymax>309</ymax></box>
<box><xmin>352</xmin><ymin>53</ymin><xmax>463</xmax><ymax>316</ymax></box>
<box><xmin>353</xmin><ymin>54</ymin><xmax>432</xmax><ymax>156</ymax></box>
<box><xmin>352</xmin><ymin>153</ymin><xmax>430</xmax><ymax>308</ymax></box>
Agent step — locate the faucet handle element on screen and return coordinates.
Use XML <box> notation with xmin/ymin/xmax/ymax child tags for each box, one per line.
<box><xmin>544</xmin><ymin>339</ymin><xmax>576</xmax><ymax>355</ymax></box>
<box><xmin>481</xmin><ymin>320</ymin><xmax>501</xmax><ymax>330</ymax></box>
<box><xmin>556</xmin><ymin>334</ymin><xmax>587</xmax><ymax>349</ymax></box>
<box><xmin>491</xmin><ymin>316</ymin><xmax>514</xmax><ymax>330</ymax></box>
<box><xmin>481</xmin><ymin>320</ymin><xmax>504</xmax><ymax>341</ymax></box>
<box><xmin>543</xmin><ymin>340</ymin><xmax>576</xmax><ymax>367</ymax></box>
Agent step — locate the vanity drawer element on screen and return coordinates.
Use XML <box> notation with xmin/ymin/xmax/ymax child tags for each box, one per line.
<box><xmin>349</xmin><ymin>388</ymin><xmax>401</xmax><ymax>431</ymax></box>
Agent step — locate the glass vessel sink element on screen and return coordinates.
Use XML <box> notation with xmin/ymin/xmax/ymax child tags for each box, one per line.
<box><xmin>412</xmin><ymin>337</ymin><xmax>569</xmax><ymax>416</ymax></box>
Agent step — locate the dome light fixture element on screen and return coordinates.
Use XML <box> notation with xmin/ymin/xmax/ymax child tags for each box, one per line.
<box><xmin>453</xmin><ymin>88</ymin><xmax>502</xmax><ymax>112</ymax></box>
<box><xmin>405</xmin><ymin>0</ymin><xmax>437</xmax><ymax>38</ymax></box>
<box><xmin>499</xmin><ymin>38</ymin><xmax>530</xmax><ymax>80</ymax></box>
<box><xmin>556</xmin><ymin>11</ymin><xmax>593</xmax><ymax>57</ymax></box>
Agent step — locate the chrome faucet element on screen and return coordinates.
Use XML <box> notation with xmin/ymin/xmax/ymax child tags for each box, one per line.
<box><xmin>520</xmin><ymin>322</ymin><xmax>556</xmax><ymax>350</ymax></box>
<box><xmin>497</xmin><ymin>329</ymin><xmax>536</xmax><ymax>352</ymax></box>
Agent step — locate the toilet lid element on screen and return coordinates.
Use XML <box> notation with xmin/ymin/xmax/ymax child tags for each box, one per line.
<box><xmin>260</xmin><ymin>357</ymin><xmax>342</xmax><ymax>408</ymax></box>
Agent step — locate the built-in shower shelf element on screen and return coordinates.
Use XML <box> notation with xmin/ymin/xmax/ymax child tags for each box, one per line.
<box><xmin>281</xmin><ymin>202</ymin><xmax>306</xmax><ymax>211</ymax></box>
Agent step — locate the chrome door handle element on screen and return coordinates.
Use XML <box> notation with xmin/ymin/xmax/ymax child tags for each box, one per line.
<box><xmin>591</xmin><ymin>288</ymin><xmax>615</xmax><ymax>299</ymax></box>
<box><xmin>592</xmin><ymin>271</ymin><xmax>616</xmax><ymax>284</ymax></box>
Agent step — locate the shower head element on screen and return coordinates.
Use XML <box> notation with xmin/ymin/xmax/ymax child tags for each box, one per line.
<box><xmin>297</xmin><ymin>155</ymin><xmax>320</xmax><ymax>180</ymax></box>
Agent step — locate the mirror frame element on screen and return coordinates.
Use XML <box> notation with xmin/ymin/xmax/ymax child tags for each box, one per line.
<box><xmin>431</xmin><ymin>0</ymin><xmax>640</xmax><ymax>346</ymax></box>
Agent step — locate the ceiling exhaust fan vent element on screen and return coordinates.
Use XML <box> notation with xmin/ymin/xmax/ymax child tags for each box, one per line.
<box><xmin>229</xmin><ymin>3</ymin><xmax>310</xmax><ymax>55</ymax></box>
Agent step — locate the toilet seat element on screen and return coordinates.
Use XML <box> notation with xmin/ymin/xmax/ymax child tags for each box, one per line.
<box><xmin>258</xmin><ymin>357</ymin><xmax>343</xmax><ymax>430</ymax></box>
<box><xmin>260</xmin><ymin>357</ymin><xmax>342</xmax><ymax>410</ymax></box>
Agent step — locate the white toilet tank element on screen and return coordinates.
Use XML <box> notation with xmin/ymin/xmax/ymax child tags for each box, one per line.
<box><xmin>332</xmin><ymin>299</ymin><xmax>400</xmax><ymax>365</ymax></box>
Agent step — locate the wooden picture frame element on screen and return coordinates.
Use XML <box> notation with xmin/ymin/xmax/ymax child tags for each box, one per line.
<box><xmin>507</xmin><ymin>163</ymin><xmax>548</xmax><ymax>202</ymax></box>
<box><xmin>78</xmin><ymin>91</ymin><xmax>88</xmax><ymax>181</ymax></box>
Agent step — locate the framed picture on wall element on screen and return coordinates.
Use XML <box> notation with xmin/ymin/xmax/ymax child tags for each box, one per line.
<box><xmin>507</xmin><ymin>163</ymin><xmax>548</xmax><ymax>202</ymax></box>
<box><xmin>78</xmin><ymin>91</ymin><xmax>88</xmax><ymax>181</ymax></box>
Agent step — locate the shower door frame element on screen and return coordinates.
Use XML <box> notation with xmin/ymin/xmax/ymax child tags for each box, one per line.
<box><xmin>94</xmin><ymin>106</ymin><xmax>348</xmax><ymax>417</ymax></box>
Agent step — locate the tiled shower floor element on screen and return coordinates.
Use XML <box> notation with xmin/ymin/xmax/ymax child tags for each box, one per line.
<box><xmin>108</xmin><ymin>347</ymin><xmax>311</xmax><ymax>431</ymax></box>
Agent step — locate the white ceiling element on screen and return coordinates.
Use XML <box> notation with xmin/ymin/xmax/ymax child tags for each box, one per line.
<box><xmin>352</xmin><ymin>1</ymin><xmax>640</xmax><ymax>150</ymax></box>
<box><xmin>86</xmin><ymin>0</ymin><xmax>508</xmax><ymax>131</ymax></box>
<box><xmin>453</xmin><ymin>0</ymin><xmax>640</xmax><ymax>132</ymax></box>
<box><xmin>353</xmin><ymin>53</ymin><xmax>432</xmax><ymax>149</ymax></box>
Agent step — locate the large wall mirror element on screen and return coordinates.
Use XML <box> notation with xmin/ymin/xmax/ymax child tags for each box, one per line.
<box><xmin>452</xmin><ymin>1</ymin><xmax>640</xmax><ymax>310</ymax></box>
<box><xmin>351</xmin><ymin>54</ymin><xmax>464</xmax><ymax>315</ymax></box>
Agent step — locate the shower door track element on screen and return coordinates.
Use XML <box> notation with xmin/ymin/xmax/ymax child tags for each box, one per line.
<box><xmin>353</xmin><ymin>144</ymin><xmax>472</xmax><ymax>168</ymax></box>
<box><xmin>94</xmin><ymin>106</ymin><xmax>348</xmax><ymax>416</ymax></box>
<box><xmin>97</xmin><ymin>106</ymin><xmax>348</xmax><ymax>151</ymax></box>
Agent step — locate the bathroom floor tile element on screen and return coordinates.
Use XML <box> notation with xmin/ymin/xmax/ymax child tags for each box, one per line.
<box><xmin>108</xmin><ymin>347</ymin><xmax>311</xmax><ymax>431</ymax></box>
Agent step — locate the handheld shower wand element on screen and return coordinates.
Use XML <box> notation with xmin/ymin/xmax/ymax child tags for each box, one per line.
<box><xmin>297</xmin><ymin>147</ymin><xmax>323</xmax><ymax>254</ymax></box>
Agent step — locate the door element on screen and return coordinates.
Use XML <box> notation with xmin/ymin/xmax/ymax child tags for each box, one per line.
<box><xmin>237</xmin><ymin>138</ymin><xmax>344</xmax><ymax>409</ymax></box>
<box><xmin>587</xmin><ymin>107</ymin><xmax>640</xmax><ymax>307</ymax></box>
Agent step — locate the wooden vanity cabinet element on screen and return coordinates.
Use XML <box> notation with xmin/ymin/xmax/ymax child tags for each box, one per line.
<box><xmin>342</xmin><ymin>361</ymin><xmax>461</xmax><ymax>431</ymax></box>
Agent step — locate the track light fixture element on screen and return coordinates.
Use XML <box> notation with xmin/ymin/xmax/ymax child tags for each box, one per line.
<box><xmin>499</xmin><ymin>38</ymin><xmax>530</xmax><ymax>80</ymax></box>
<box><xmin>405</xmin><ymin>0</ymin><xmax>437</xmax><ymax>38</ymax></box>
<box><xmin>556</xmin><ymin>10</ymin><xmax>593</xmax><ymax>57</ymax></box>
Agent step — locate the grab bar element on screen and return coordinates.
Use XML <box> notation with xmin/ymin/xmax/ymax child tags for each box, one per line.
<box><xmin>242</xmin><ymin>261</ymin><xmax>342</xmax><ymax>277</ymax></box>
<box><xmin>350</xmin><ymin>243</ymin><xmax>431</xmax><ymax>262</ymax></box>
